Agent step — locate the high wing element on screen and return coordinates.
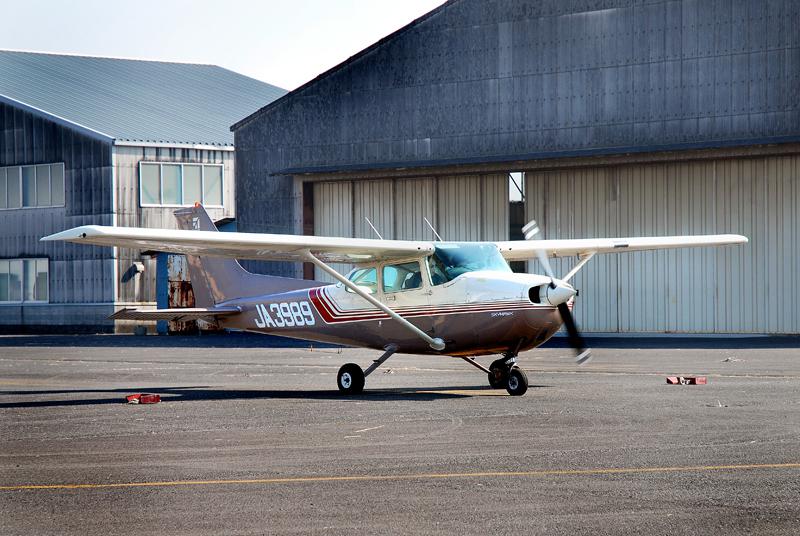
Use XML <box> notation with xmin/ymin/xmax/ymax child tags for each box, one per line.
<box><xmin>496</xmin><ymin>234</ymin><xmax>748</xmax><ymax>261</ymax></box>
<box><xmin>41</xmin><ymin>225</ymin><xmax>434</xmax><ymax>264</ymax></box>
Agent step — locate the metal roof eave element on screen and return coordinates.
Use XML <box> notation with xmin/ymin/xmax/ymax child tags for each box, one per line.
<box><xmin>229</xmin><ymin>0</ymin><xmax>454</xmax><ymax>133</ymax></box>
<box><xmin>113</xmin><ymin>140</ymin><xmax>235</xmax><ymax>151</ymax></box>
<box><xmin>274</xmin><ymin>135</ymin><xmax>800</xmax><ymax>176</ymax></box>
<box><xmin>0</xmin><ymin>93</ymin><xmax>115</xmax><ymax>144</ymax></box>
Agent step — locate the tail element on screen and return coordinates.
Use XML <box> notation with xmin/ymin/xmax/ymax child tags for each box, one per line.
<box><xmin>173</xmin><ymin>205</ymin><xmax>320</xmax><ymax>306</ymax></box>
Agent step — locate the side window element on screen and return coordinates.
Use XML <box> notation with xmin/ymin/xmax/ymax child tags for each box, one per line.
<box><xmin>427</xmin><ymin>256</ymin><xmax>448</xmax><ymax>286</ymax></box>
<box><xmin>346</xmin><ymin>267</ymin><xmax>377</xmax><ymax>294</ymax></box>
<box><xmin>383</xmin><ymin>261</ymin><xmax>423</xmax><ymax>293</ymax></box>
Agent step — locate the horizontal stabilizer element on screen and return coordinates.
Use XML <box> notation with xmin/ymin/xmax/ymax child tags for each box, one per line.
<box><xmin>109</xmin><ymin>307</ymin><xmax>241</xmax><ymax>322</ymax></box>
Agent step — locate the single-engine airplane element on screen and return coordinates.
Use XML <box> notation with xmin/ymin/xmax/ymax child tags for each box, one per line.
<box><xmin>42</xmin><ymin>204</ymin><xmax>747</xmax><ymax>396</ymax></box>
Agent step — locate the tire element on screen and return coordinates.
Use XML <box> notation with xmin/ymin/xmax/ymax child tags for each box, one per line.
<box><xmin>337</xmin><ymin>363</ymin><xmax>365</xmax><ymax>395</ymax></box>
<box><xmin>505</xmin><ymin>367</ymin><xmax>528</xmax><ymax>396</ymax></box>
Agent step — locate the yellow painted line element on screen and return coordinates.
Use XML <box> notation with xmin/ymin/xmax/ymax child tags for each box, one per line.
<box><xmin>1</xmin><ymin>463</ymin><xmax>798</xmax><ymax>492</ymax></box>
<box><xmin>417</xmin><ymin>389</ymin><xmax>508</xmax><ymax>396</ymax></box>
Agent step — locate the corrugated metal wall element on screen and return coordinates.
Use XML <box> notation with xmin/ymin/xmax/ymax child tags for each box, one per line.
<box><xmin>0</xmin><ymin>102</ymin><xmax>115</xmax><ymax>329</ymax></box>
<box><xmin>234</xmin><ymin>0</ymin><xmax>800</xmax><ymax>253</ymax></box>
<box><xmin>526</xmin><ymin>155</ymin><xmax>799</xmax><ymax>333</ymax></box>
<box><xmin>113</xmin><ymin>146</ymin><xmax>235</xmax><ymax>304</ymax></box>
<box><xmin>313</xmin><ymin>173</ymin><xmax>508</xmax><ymax>281</ymax></box>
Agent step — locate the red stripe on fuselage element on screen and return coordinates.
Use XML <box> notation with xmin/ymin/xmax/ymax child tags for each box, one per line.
<box><xmin>307</xmin><ymin>286</ymin><xmax>556</xmax><ymax>325</ymax></box>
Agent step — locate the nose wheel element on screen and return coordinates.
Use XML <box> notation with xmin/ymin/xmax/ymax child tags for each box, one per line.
<box><xmin>505</xmin><ymin>367</ymin><xmax>528</xmax><ymax>396</ymax></box>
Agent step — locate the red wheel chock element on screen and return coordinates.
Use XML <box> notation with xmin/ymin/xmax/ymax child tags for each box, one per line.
<box><xmin>666</xmin><ymin>376</ymin><xmax>707</xmax><ymax>385</ymax></box>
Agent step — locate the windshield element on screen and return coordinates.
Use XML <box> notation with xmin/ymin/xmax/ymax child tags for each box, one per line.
<box><xmin>428</xmin><ymin>243</ymin><xmax>511</xmax><ymax>284</ymax></box>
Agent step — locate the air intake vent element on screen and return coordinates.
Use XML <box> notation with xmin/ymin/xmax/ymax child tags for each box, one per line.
<box><xmin>529</xmin><ymin>286</ymin><xmax>542</xmax><ymax>304</ymax></box>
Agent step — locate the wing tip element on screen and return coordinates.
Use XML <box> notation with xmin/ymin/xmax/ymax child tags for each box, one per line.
<box><xmin>40</xmin><ymin>225</ymin><xmax>103</xmax><ymax>242</ymax></box>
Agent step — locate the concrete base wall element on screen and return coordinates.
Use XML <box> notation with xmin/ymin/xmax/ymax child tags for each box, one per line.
<box><xmin>0</xmin><ymin>303</ymin><xmax>159</xmax><ymax>334</ymax></box>
<box><xmin>0</xmin><ymin>304</ymin><xmax>116</xmax><ymax>333</ymax></box>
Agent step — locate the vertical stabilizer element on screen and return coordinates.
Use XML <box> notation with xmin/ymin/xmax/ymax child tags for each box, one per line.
<box><xmin>173</xmin><ymin>205</ymin><xmax>319</xmax><ymax>306</ymax></box>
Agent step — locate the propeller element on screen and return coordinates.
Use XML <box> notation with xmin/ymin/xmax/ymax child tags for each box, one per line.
<box><xmin>558</xmin><ymin>302</ymin><xmax>592</xmax><ymax>365</ymax></box>
<box><xmin>522</xmin><ymin>219</ymin><xmax>592</xmax><ymax>365</ymax></box>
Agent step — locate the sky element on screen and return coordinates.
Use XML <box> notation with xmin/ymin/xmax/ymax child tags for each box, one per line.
<box><xmin>0</xmin><ymin>0</ymin><xmax>446</xmax><ymax>91</ymax></box>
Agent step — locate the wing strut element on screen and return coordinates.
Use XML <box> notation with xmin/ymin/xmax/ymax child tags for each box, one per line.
<box><xmin>562</xmin><ymin>252</ymin><xmax>596</xmax><ymax>282</ymax></box>
<box><xmin>303</xmin><ymin>250</ymin><xmax>446</xmax><ymax>351</ymax></box>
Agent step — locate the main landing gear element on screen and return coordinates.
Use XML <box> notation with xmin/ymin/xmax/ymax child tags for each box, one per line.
<box><xmin>337</xmin><ymin>344</ymin><xmax>398</xmax><ymax>395</ymax></box>
<box><xmin>338</xmin><ymin>343</ymin><xmax>530</xmax><ymax>397</ymax></box>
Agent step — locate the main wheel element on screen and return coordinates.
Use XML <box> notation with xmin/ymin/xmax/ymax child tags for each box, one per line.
<box><xmin>505</xmin><ymin>367</ymin><xmax>528</xmax><ymax>396</ymax></box>
<box><xmin>337</xmin><ymin>363</ymin><xmax>365</xmax><ymax>395</ymax></box>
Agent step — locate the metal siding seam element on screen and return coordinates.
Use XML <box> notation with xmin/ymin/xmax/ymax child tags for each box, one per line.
<box><xmin>111</xmin><ymin>147</ymin><xmax>118</xmax><ymax>310</ymax></box>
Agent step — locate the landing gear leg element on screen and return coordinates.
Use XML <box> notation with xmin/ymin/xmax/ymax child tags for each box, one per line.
<box><xmin>337</xmin><ymin>344</ymin><xmax>398</xmax><ymax>395</ymax></box>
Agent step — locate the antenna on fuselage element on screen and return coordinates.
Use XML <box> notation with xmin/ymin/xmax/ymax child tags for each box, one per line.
<box><xmin>364</xmin><ymin>217</ymin><xmax>384</xmax><ymax>240</ymax></box>
<box><xmin>423</xmin><ymin>217</ymin><xmax>443</xmax><ymax>242</ymax></box>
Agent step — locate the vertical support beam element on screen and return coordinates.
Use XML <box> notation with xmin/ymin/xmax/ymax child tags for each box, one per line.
<box><xmin>155</xmin><ymin>252</ymin><xmax>168</xmax><ymax>334</ymax></box>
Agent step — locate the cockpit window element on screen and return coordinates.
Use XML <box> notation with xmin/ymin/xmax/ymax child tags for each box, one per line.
<box><xmin>346</xmin><ymin>267</ymin><xmax>377</xmax><ymax>294</ymax></box>
<box><xmin>428</xmin><ymin>243</ymin><xmax>511</xmax><ymax>285</ymax></box>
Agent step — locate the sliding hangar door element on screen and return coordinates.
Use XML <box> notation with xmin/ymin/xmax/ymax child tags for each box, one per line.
<box><xmin>308</xmin><ymin>155</ymin><xmax>798</xmax><ymax>334</ymax></box>
<box><xmin>311</xmin><ymin>174</ymin><xmax>509</xmax><ymax>277</ymax></box>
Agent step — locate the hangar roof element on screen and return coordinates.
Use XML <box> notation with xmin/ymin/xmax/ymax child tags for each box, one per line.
<box><xmin>0</xmin><ymin>49</ymin><xmax>286</xmax><ymax>147</ymax></box>
<box><xmin>230</xmin><ymin>0</ymin><xmax>800</xmax><ymax>175</ymax></box>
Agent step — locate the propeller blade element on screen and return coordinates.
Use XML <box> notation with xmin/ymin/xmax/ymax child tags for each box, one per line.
<box><xmin>535</xmin><ymin>248</ymin><xmax>557</xmax><ymax>287</ymax></box>
<box><xmin>522</xmin><ymin>220</ymin><xmax>556</xmax><ymax>287</ymax></box>
<box><xmin>557</xmin><ymin>302</ymin><xmax>592</xmax><ymax>365</ymax></box>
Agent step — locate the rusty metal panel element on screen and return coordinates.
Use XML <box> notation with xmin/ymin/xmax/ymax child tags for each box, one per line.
<box><xmin>113</xmin><ymin>145</ymin><xmax>235</xmax><ymax>304</ymax></box>
<box><xmin>166</xmin><ymin>253</ymin><xmax>198</xmax><ymax>333</ymax></box>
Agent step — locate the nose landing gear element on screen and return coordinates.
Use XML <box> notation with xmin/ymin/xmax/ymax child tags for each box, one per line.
<box><xmin>460</xmin><ymin>344</ymin><xmax>530</xmax><ymax>396</ymax></box>
<box><xmin>487</xmin><ymin>354</ymin><xmax>529</xmax><ymax>396</ymax></box>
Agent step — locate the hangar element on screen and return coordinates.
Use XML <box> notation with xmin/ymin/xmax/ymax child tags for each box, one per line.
<box><xmin>0</xmin><ymin>50</ymin><xmax>285</xmax><ymax>332</ymax></box>
<box><xmin>232</xmin><ymin>0</ymin><xmax>799</xmax><ymax>334</ymax></box>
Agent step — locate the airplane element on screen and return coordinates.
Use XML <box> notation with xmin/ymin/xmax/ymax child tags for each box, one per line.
<box><xmin>41</xmin><ymin>204</ymin><xmax>747</xmax><ymax>396</ymax></box>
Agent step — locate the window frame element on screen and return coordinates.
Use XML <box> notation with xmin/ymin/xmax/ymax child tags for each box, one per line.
<box><xmin>0</xmin><ymin>258</ymin><xmax>48</xmax><ymax>304</ymax></box>
<box><xmin>138</xmin><ymin>162</ymin><xmax>225</xmax><ymax>208</ymax></box>
<box><xmin>344</xmin><ymin>266</ymin><xmax>379</xmax><ymax>295</ymax></box>
<box><xmin>0</xmin><ymin>163</ymin><xmax>65</xmax><ymax>211</ymax></box>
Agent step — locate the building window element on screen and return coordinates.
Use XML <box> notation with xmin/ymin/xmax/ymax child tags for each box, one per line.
<box><xmin>0</xmin><ymin>163</ymin><xmax>65</xmax><ymax>209</ymax></box>
<box><xmin>0</xmin><ymin>259</ymin><xmax>48</xmax><ymax>303</ymax></box>
<box><xmin>139</xmin><ymin>163</ymin><xmax>224</xmax><ymax>207</ymax></box>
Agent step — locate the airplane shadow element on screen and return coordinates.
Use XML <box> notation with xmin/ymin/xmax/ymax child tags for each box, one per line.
<box><xmin>2</xmin><ymin>333</ymin><xmax>797</xmax><ymax>350</ymax></box>
<box><xmin>0</xmin><ymin>333</ymin><xmax>341</xmax><ymax>349</ymax></box>
<box><xmin>0</xmin><ymin>384</ymin><xmax>551</xmax><ymax>408</ymax></box>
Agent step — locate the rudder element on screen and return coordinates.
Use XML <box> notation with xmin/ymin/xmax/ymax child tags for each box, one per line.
<box><xmin>173</xmin><ymin>205</ymin><xmax>319</xmax><ymax>306</ymax></box>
